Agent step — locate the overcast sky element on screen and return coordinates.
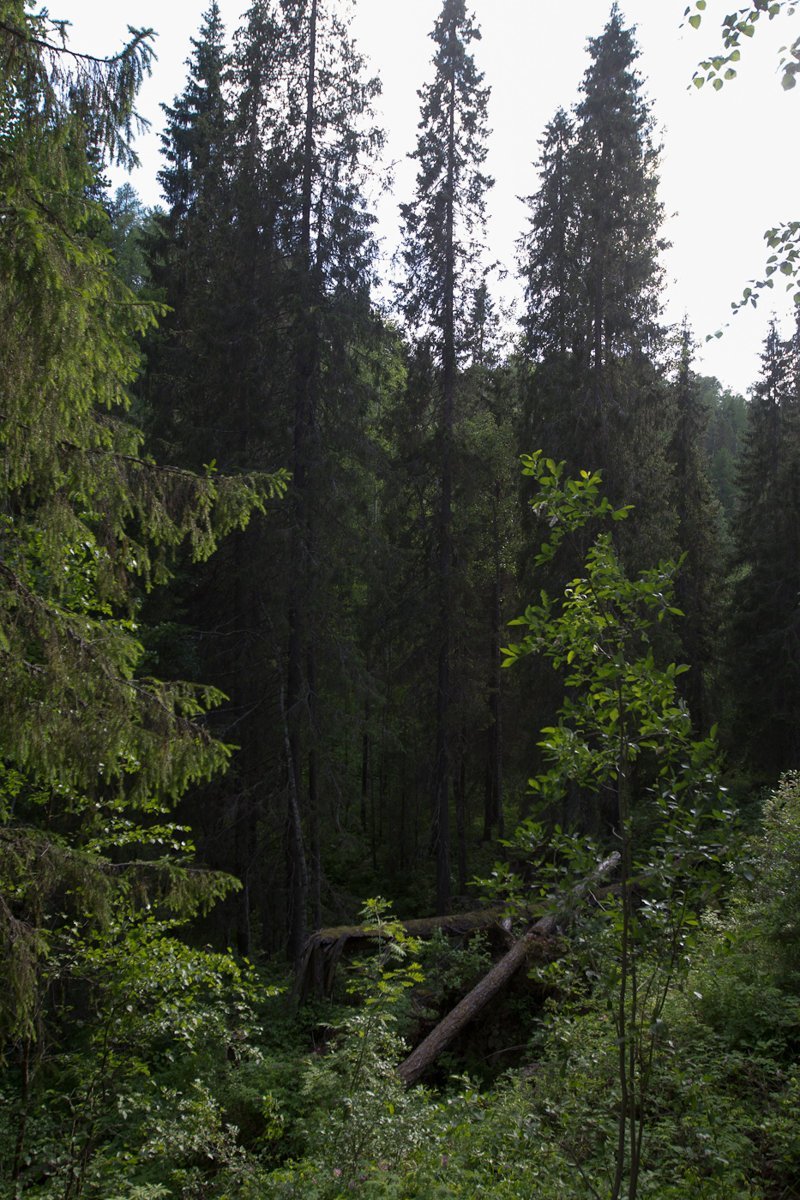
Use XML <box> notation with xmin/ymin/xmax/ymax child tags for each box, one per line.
<box><xmin>57</xmin><ymin>0</ymin><xmax>797</xmax><ymax>394</ymax></box>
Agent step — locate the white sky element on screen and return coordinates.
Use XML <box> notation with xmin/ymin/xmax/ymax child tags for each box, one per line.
<box><xmin>56</xmin><ymin>0</ymin><xmax>797</xmax><ymax>394</ymax></box>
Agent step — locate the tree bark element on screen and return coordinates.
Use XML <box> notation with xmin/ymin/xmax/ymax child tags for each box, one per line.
<box><xmin>484</xmin><ymin>481</ymin><xmax>504</xmax><ymax>839</ymax></box>
<box><xmin>286</xmin><ymin>0</ymin><xmax>319</xmax><ymax>966</ymax></box>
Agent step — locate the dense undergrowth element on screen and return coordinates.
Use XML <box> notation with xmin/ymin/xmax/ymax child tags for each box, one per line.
<box><xmin>4</xmin><ymin>773</ymin><xmax>800</xmax><ymax>1200</ymax></box>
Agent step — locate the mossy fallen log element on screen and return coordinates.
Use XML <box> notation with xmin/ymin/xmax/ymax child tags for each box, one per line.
<box><xmin>295</xmin><ymin>909</ymin><xmax>509</xmax><ymax>1000</ymax></box>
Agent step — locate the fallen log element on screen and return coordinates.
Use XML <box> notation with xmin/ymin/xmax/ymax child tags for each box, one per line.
<box><xmin>295</xmin><ymin>908</ymin><xmax>510</xmax><ymax>1001</ymax></box>
<box><xmin>397</xmin><ymin>851</ymin><xmax>620</xmax><ymax>1086</ymax></box>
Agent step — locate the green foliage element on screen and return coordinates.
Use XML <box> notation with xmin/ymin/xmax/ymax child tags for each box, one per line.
<box><xmin>685</xmin><ymin>0</ymin><xmax>798</xmax><ymax>91</ymax></box>
<box><xmin>701</xmin><ymin>375</ymin><xmax>747</xmax><ymax>525</ymax></box>
<box><xmin>0</xmin><ymin>11</ymin><xmax>287</xmax><ymax>1197</ymax></box>
<box><xmin>3</xmin><ymin>3</ymin><xmax>799</xmax><ymax>1197</ymax></box>
<box><xmin>502</xmin><ymin>452</ymin><xmax>731</xmax><ymax>1198</ymax></box>
<box><xmin>145</xmin><ymin>0</ymin><xmax>386</xmax><ymax>957</ymax></box>
<box><xmin>417</xmin><ymin>928</ymin><xmax>492</xmax><ymax>1002</ymax></box>
<box><xmin>258</xmin><ymin>900</ymin><xmax>432</xmax><ymax>1197</ymax></box>
<box><xmin>730</xmin><ymin>220</ymin><xmax>800</xmax><ymax>314</ymax></box>
<box><xmin>692</xmin><ymin>771</ymin><xmax>800</xmax><ymax>1053</ymax></box>
<box><xmin>399</xmin><ymin>0</ymin><xmax>492</xmax><ymax>340</ymax></box>
<box><xmin>397</xmin><ymin>0</ymin><xmax>495</xmax><ymax>913</ymax></box>
<box><xmin>685</xmin><ymin>1</ymin><xmax>800</xmax><ymax>315</ymax></box>
<box><xmin>0</xmin><ymin>889</ymin><xmax>279</xmax><ymax>1197</ymax></box>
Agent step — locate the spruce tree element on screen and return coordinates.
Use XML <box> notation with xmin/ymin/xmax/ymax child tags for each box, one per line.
<box><xmin>727</xmin><ymin>318</ymin><xmax>800</xmax><ymax>778</ymax></box>
<box><xmin>0</xmin><ymin>6</ymin><xmax>281</xmax><ymax>1174</ymax></box>
<box><xmin>517</xmin><ymin>7</ymin><xmax>681</xmax><ymax>830</ymax></box>
<box><xmin>146</xmin><ymin>3</ymin><xmax>235</xmax><ymax>469</ymax></box>
<box><xmin>399</xmin><ymin>0</ymin><xmax>492</xmax><ymax>913</ymax></box>
<box><xmin>144</xmin><ymin>5</ymin><xmax>269</xmax><ymax>955</ymax></box>
<box><xmin>574</xmin><ymin>5</ymin><xmax>665</xmax><ymax>393</ymax></box>
<box><xmin>147</xmin><ymin>0</ymin><xmax>382</xmax><ymax>958</ymax></box>
<box><xmin>670</xmin><ymin>325</ymin><xmax>726</xmax><ymax>730</ymax></box>
<box><xmin>233</xmin><ymin>0</ymin><xmax>382</xmax><ymax>960</ymax></box>
<box><xmin>520</xmin><ymin>108</ymin><xmax>579</xmax><ymax>367</ymax></box>
<box><xmin>702</xmin><ymin>376</ymin><xmax>748</xmax><ymax>528</ymax></box>
<box><xmin>519</xmin><ymin>5</ymin><xmax>674</xmax><ymax>571</ymax></box>
<box><xmin>518</xmin><ymin>107</ymin><xmax>583</xmax><ymax>571</ymax></box>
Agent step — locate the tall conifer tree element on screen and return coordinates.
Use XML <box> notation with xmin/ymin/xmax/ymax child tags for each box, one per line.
<box><xmin>520</xmin><ymin>5</ymin><xmax>674</xmax><ymax>570</ymax></box>
<box><xmin>0</xmin><ymin>6</ymin><xmax>278</xmax><ymax>1159</ymax></box>
<box><xmin>399</xmin><ymin>0</ymin><xmax>492</xmax><ymax>913</ymax></box>
<box><xmin>147</xmin><ymin>3</ymin><xmax>234</xmax><ymax>468</ymax></box>
<box><xmin>147</xmin><ymin>0</ymin><xmax>382</xmax><ymax>958</ymax></box>
<box><xmin>728</xmin><ymin>318</ymin><xmax>800</xmax><ymax>778</ymax></box>
<box><xmin>670</xmin><ymin>325</ymin><xmax>726</xmax><ymax>731</ymax></box>
<box><xmin>520</xmin><ymin>108</ymin><xmax>579</xmax><ymax>367</ymax></box>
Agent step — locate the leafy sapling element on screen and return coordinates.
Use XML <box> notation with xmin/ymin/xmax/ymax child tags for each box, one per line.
<box><xmin>501</xmin><ymin>452</ymin><xmax>732</xmax><ymax>1200</ymax></box>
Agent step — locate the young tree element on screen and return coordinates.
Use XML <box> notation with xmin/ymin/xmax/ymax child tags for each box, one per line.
<box><xmin>503</xmin><ymin>453</ymin><xmax>727</xmax><ymax>1199</ymax></box>
<box><xmin>399</xmin><ymin>0</ymin><xmax>492</xmax><ymax>913</ymax></box>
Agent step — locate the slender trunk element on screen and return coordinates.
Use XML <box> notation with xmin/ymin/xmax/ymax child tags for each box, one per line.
<box><xmin>433</xmin><ymin>66</ymin><xmax>457</xmax><ymax>915</ymax></box>
<box><xmin>12</xmin><ymin>1038</ymin><xmax>31</xmax><ymax>1192</ymax></box>
<box><xmin>484</xmin><ymin>482</ymin><xmax>503</xmax><ymax>838</ymax></box>
<box><xmin>308</xmin><ymin>645</ymin><xmax>321</xmax><ymax>932</ymax></box>
<box><xmin>300</xmin><ymin>0</ymin><xmax>317</xmax><ymax>256</ymax></box>
<box><xmin>281</xmin><ymin>668</ymin><xmax>309</xmax><ymax>970</ymax></box>
<box><xmin>612</xmin><ymin>704</ymin><xmax>633</xmax><ymax>1200</ymax></box>
<box><xmin>628</xmin><ymin>931</ymin><xmax>641</xmax><ymax>1200</ymax></box>
<box><xmin>286</xmin><ymin>0</ymin><xmax>319</xmax><ymax>962</ymax></box>
<box><xmin>370</xmin><ymin>761</ymin><xmax>378</xmax><ymax>872</ymax></box>
<box><xmin>455</xmin><ymin>737</ymin><xmax>467</xmax><ymax>896</ymax></box>
<box><xmin>590</xmin><ymin>142</ymin><xmax>610</xmax><ymax>419</ymax></box>
<box><xmin>361</xmin><ymin>696</ymin><xmax>370</xmax><ymax>833</ymax></box>
<box><xmin>399</xmin><ymin>750</ymin><xmax>407</xmax><ymax>871</ymax></box>
<box><xmin>285</xmin><ymin>606</ymin><xmax>307</xmax><ymax>963</ymax></box>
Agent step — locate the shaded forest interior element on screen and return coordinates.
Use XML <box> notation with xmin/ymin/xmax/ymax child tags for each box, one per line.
<box><xmin>3</xmin><ymin>0</ymin><xmax>800</xmax><ymax>1197</ymax></box>
<box><xmin>132</xmin><ymin>0</ymin><xmax>793</xmax><ymax>952</ymax></box>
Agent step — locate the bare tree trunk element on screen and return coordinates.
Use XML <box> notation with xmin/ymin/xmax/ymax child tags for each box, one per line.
<box><xmin>360</xmin><ymin>696</ymin><xmax>370</xmax><ymax>833</ymax></box>
<box><xmin>432</xmin><ymin>67</ymin><xmax>458</xmax><ymax>915</ymax></box>
<box><xmin>455</xmin><ymin>740</ymin><xmax>468</xmax><ymax>896</ymax></box>
<box><xmin>286</xmin><ymin>0</ymin><xmax>319</xmax><ymax>964</ymax></box>
<box><xmin>484</xmin><ymin>481</ymin><xmax>504</xmax><ymax>839</ymax></box>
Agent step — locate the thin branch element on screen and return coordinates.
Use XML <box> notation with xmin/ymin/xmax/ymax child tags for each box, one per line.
<box><xmin>0</xmin><ymin>19</ymin><xmax>155</xmax><ymax>68</ymax></box>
